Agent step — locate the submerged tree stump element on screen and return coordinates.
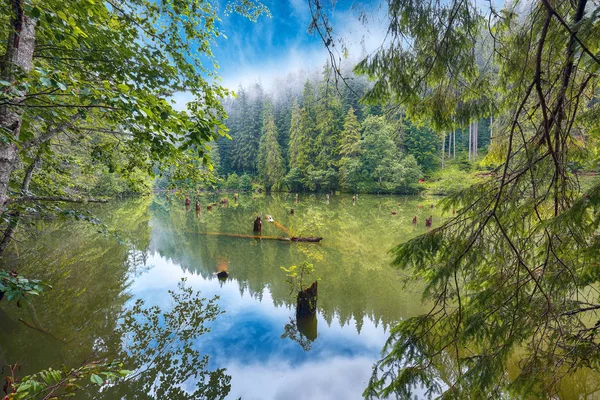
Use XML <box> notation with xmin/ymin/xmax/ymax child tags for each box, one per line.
<box><xmin>253</xmin><ymin>216</ymin><xmax>262</xmax><ymax>232</ymax></box>
<box><xmin>296</xmin><ymin>281</ymin><xmax>318</xmax><ymax>317</ymax></box>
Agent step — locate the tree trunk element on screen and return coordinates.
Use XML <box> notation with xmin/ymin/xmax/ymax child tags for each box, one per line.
<box><xmin>474</xmin><ymin>120</ymin><xmax>479</xmax><ymax>159</ymax></box>
<box><xmin>0</xmin><ymin>3</ymin><xmax>36</xmax><ymax>207</ymax></box>
<box><xmin>0</xmin><ymin>147</ymin><xmax>42</xmax><ymax>254</ymax></box>
<box><xmin>468</xmin><ymin>123</ymin><xmax>472</xmax><ymax>161</ymax></box>
<box><xmin>441</xmin><ymin>133</ymin><xmax>445</xmax><ymax>170</ymax></box>
<box><xmin>453</xmin><ymin>129</ymin><xmax>456</xmax><ymax>159</ymax></box>
<box><xmin>490</xmin><ymin>113</ymin><xmax>493</xmax><ymax>143</ymax></box>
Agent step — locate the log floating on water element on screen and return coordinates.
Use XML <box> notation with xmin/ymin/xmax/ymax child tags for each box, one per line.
<box><xmin>290</xmin><ymin>237</ymin><xmax>323</xmax><ymax>242</ymax></box>
<box><xmin>198</xmin><ymin>232</ymin><xmax>322</xmax><ymax>243</ymax></box>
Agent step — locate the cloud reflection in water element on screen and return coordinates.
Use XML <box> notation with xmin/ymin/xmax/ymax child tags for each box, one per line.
<box><xmin>129</xmin><ymin>253</ymin><xmax>390</xmax><ymax>399</ymax></box>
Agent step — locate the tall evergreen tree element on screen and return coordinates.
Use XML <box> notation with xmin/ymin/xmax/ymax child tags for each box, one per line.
<box><xmin>339</xmin><ymin>107</ymin><xmax>361</xmax><ymax>157</ymax></box>
<box><xmin>258</xmin><ymin>103</ymin><xmax>286</xmax><ymax>190</ymax></box>
<box><xmin>288</xmin><ymin>99</ymin><xmax>302</xmax><ymax>170</ymax></box>
<box><xmin>339</xmin><ymin>107</ymin><xmax>362</xmax><ymax>191</ymax></box>
<box><xmin>296</xmin><ymin>81</ymin><xmax>319</xmax><ymax>186</ymax></box>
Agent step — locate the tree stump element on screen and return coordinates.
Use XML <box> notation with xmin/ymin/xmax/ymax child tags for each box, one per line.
<box><xmin>253</xmin><ymin>216</ymin><xmax>262</xmax><ymax>232</ymax></box>
<box><xmin>217</xmin><ymin>271</ymin><xmax>229</xmax><ymax>280</ymax></box>
<box><xmin>296</xmin><ymin>281</ymin><xmax>318</xmax><ymax>317</ymax></box>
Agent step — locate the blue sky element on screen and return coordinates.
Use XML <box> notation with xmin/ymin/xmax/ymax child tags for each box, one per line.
<box><xmin>211</xmin><ymin>0</ymin><xmax>384</xmax><ymax>90</ymax></box>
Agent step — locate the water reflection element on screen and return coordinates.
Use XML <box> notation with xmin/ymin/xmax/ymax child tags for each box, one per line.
<box><xmin>131</xmin><ymin>255</ymin><xmax>390</xmax><ymax>399</ymax></box>
<box><xmin>0</xmin><ymin>194</ymin><xmax>446</xmax><ymax>399</ymax></box>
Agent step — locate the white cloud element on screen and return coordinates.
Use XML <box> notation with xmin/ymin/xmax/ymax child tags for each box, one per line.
<box><xmin>227</xmin><ymin>356</ymin><xmax>375</xmax><ymax>400</ymax></box>
<box><xmin>220</xmin><ymin>46</ymin><xmax>329</xmax><ymax>91</ymax></box>
<box><xmin>218</xmin><ymin>5</ymin><xmax>388</xmax><ymax>93</ymax></box>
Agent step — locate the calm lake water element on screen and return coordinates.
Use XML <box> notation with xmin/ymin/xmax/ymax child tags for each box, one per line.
<box><xmin>1</xmin><ymin>194</ymin><xmax>596</xmax><ymax>399</ymax></box>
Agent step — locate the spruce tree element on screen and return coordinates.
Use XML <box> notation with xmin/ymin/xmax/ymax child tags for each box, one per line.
<box><xmin>258</xmin><ymin>103</ymin><xmax>286</xmax><ymax>190</ymax></box>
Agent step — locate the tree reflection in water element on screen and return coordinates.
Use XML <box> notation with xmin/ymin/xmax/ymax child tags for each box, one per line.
<box><xmin>82</xmin><ymin>280</ymin><xmax>231</xmax><ymax>400</ymax></box>
<box><xmin>281</xmin><ymin>313</ymin><xmax>318</xmax><ymax>352</ymax></box>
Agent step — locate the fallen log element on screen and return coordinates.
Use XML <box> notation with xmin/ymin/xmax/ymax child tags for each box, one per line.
<box><xmin>197</xmin><ymin>232</ymin><xmax>322</xmax><ymax>243</ymax></box>
<box><xmin>290</xmin><ymin>237</ymin><xmax>323</xmax><ymax>242</ymax></box>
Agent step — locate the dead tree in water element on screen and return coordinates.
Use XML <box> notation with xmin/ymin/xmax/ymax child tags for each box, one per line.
<box><xmin>253</xmin><ymin>216</ymin><xmax>262</xmax><ymax>232</ymax></box>
<box><xmin>297</xmin><ymin>281</ymin><xmax>318</xmax><ymax>316</ymax></box>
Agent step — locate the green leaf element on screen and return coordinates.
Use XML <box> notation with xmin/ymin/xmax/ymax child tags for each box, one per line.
<box><xmin>31</xmin><ymin>6</ymin><xmax>42</xmax><ymax>18</ymax></box>
<box><xmin>90</xmin><ymin>374</ymin><xmax>103</xmax><ymax>386</ymax></box>
<box><xmin>117</xmin><ymin>83</ymin><xmax>130</xmax><ymax>93</ymax></box>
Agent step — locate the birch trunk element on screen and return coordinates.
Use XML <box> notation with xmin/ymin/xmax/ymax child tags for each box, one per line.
<box><xmin>0</xmin><ymin>2</ymin><xmax>37</xmax><ymax>207</ymax></box>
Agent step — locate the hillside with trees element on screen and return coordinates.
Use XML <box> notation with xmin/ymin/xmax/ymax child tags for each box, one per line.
<box><xmin>213</xmin><ymin>64</ymin><xmax>494</xmax><ymax>194</ymax></box>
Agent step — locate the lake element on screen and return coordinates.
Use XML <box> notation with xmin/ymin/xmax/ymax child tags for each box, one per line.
<box><xmin>1</xmin><ymin>193</ymin><xmax>594</xmax><ymax>399</ymax></box>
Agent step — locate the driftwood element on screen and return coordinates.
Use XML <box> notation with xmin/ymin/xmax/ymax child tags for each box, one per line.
<box><xmin>290</xmin><ymin>237</ymin><xmax>323</xmax><ymax>242</ymax></box>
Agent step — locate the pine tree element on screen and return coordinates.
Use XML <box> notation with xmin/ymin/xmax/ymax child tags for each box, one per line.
<box><xmin>339</xmin><ymin>107</ymin><xmax>361</xmax><ymax>157</ymax></box>
<box><xmin>288</xmin><ymin>100</ymin><xmax>302</xmax><ymax>170</ymax></box>
<box><xmin>295</xmin><ymin>81</ymin><xmax>319</xmax><ymax>187</ymax></box>
<box><xmin>315</xmin><ymin>63</ymin><xmax>344</xmax><ymax>171</ymax></box>
<box><xmin>258</xmin><ymin>103</ymin><xmax>286</xmax><ymax>190</ymax></box>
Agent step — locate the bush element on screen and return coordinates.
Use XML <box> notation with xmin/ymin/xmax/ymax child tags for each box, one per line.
<box><xmin>225</xmin><ymin>173</ymin><xmax>240</xmax><ymax>190</ymax></box>
<box><xmin>239</xmin><ymin>174</ymin><xmax>253</xmax><ymax>191</ymax></box>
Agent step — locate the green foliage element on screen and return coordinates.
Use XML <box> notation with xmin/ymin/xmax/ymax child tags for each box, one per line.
<box><xmin>339</xmin><ymin>107</ymin><xmax>361</xmax><ymax>157</ymax></box>
<box><xmin>0</xmin><ymin>0</ymin><xmax>271</xmax><ymax>256</ymax></box>
<box><xmin>0</xmin><ymin>270</ymin><xmax>51</xmax><ymax>305</ymax></box>
<box><xmin>217</xmin><ymin>65</ymin><xmax>433</xmax><ymax>193</ymax></box>
<box><xmin>422</xmin><ymin>165</ymin><xmax>482</xmax><ymax>195</ymax></box>
<box><xmin>239</xmin><ymin>174</ymin><xmax>253</xmax><ymax>191</ymax></box>
<box><xmin>110</xmin><ymin>279</ymin><xmax>229</xmax><ymax>399</ymax></box>
<box><xmin>281</xmin><ymin>262</ymin><xmax>318</xmax><ymax>295</ymax></box>
<box><xmin>338</xmin><ymin>0</ymin><xmax>600</xmax><ymax>397</ymax></box>
<box><xmin>3</xmin><ymin>279</ymin><xmax>229</xmax><ymax>399</ymax></box>
<box><xmin>403</xmin><ymin>120</ymin><xmax>441</xmax><ymax>174</ymax></box>
<box><xmin>4</xmin><ymin>361</ymin><xmax>130</xmax><ymax>399</ymax></box>
<box><xmin>258</xmin><ymin>103</ymin><xmax>286</xmax><ymax>190</ymax></box>
<box><xmin>225</xmin><ymin>173</ymin><xmax>240</xmax><ymax>190</ymax></box>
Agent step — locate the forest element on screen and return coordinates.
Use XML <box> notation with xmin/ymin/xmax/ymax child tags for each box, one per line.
<box><xmin>212</xmin><ymin>66</ymin><xmax>493</xmax><ymax>194</ymax></box>
<box><xmin>1</xmin><ymin>0</ymin><xmax>600</xmax><ymax>399</ymax></box>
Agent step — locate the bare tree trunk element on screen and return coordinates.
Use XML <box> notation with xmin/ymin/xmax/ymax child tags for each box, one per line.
<box><xmin>0</xmin><ymin>2</ymin><xmax>37</xmax><ymax>207</ymax></box>
<box><xmin>0</xmin><ymin>147</ymin><xmax>42</xmax><ymax>254</ymax></box>
<box><xmin>490</xmin><ymin>113</ymin><xmax>493</xmax><ymax>144</ymax></box>
<box><xmin>453</xmin><ymin>129</ymin><xmax>456</xmax><ymax>159</ymax></box>
<box><xmin>468</xmin><ymin>123</ymin><xmax>472</xmax><ymax>161</ymax></box>
<box><xmin>474</xmin><ymin>120</ymin><xmax>479</xmax><ymax>159</ymax></box>
<box><xmin>441</xmin><ymin>133</ymin><xmax>445</xmax><ymax>170</ymax></box>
